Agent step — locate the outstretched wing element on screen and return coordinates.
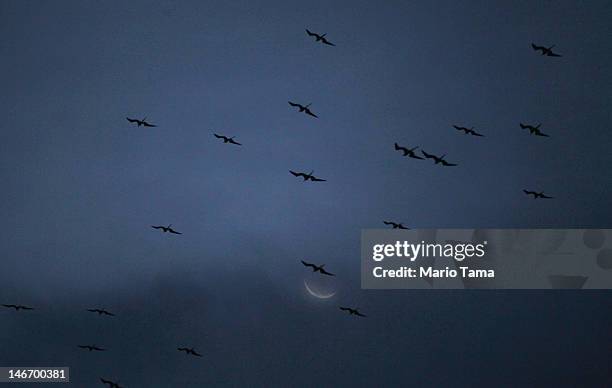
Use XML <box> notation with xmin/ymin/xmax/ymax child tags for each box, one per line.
<box><xmin>540</xmin><ymin>194</ymin><xmax>553</xmax><ymax>199</ymax></box>
<box><xmin>355</xmin><ymin>311</ymin><xmax>367</xmax><ymax>317</ymax></box>
<box><xmin>320</xmin><ymin>268</ymin><xmax>335</xmax><ymax>276</ymax></box>
<box><xmin>535</xmin><ymin>131</ymin><xmax>549</xmax><ymax>137</ymax></box>
<box><xmin>192</xmin><ymin>350</ymin><xmax>203</xmax><ymax>357</ymax></box>
<box><xmin>301</xmin><ymin>260</ymin><xmax>316</xmax><ymax>269</ymax></box>
<box><xmin>547</xmin><ymin>51</ymin><xmax>562</xmax><ymax>57</ymax></box>
<box><xmin>289</xmin><ymin>170</ymin><xmax>303</xmax><ymax>178</ymax></box>
<box><xmin>441</xmin><ymin>160</ymin><xmax>457</xmax><ymax>166</ymax></box>
<box><xmin>229</xmin><ymin>139</ymin><xmax>242</xmax><ymax>145</ymax></box>
<box><xmin>213</xmin><ymin>133</ymin><xmax>224</xmax><ymax>139</ymax></box>
<box><xmin>126</xmin><ymin>117</ymin><xmax>138</xmax><ymax>123</ymax></box>
<box><xmin>523</xmin><ymin>190</ymin><xmax>536</xmax><ymax>196</ymax></box>
<box><xmin>304</xmin><ymin>108</ymin><xmax>318</xmax><ymax>118</ymax></box>
<box><xmin>310</xmin><ymin>176</ymin><xmax>326</xmax><ymax>181</ymax></box>
<box><xmin>398</xmin><ymin>224</ymin><xmax>409</xmax><ymax>229</ymax></box>
<box><xmin>383</xmin><ymin>221</ymin><xmax>394</xmax><ymax>226</ymax></box>
<box><xmin>421</xmin><ymin>150</ymin><xmax>435</xmax><ymax>159</ymax></box>
<box><xmin>288</xmin><ymin>101</ymin><xmax>300</xmax><ymax>107</ymax></box>
<box><xmin>531</xmin><ymin>43</ymin><xmax>545</xmax><ymax>52</ymax></box>
<box><xmin>453</xmin><ymin>125</ymin><xmax>467</xmax><ymax>131</ymax></box>
<box><xmin>151</xmin><ymin>225</ymin><xmax>164</xmax><ymax>230</ymax></box>
<box><xmin>102</xmin><ymin>310</ymin><xmax>115</xmax><ymax>316</ymax></box>
<box><xmin>471</xmin><ymin>131</ymin><xmax>484</xmax><ymax>137</ymax></box>
<box><xmin>409</xmin><ymin>154</ymin><xmax>424</xmax><ymax>159</ymax></box>
<box><xmin>519</xmin><ymin>123</ymin><xmax>529</xmax><ymax>129</ymax></box>
<box><xmin>339</xmin><ymin>307</ymin><xmax>350</xmax><ymax>312</ymax></box>
<box><xmin>321</xmin><ymin>37</ymin><xmax>335</xmax><ymax>46</ymax></box>
<box><xmin>305</xmin><ymin>29</ymin><xmax>316</xmax><ymax>37</ymax></box>
<box><xmin>168</xmin><ymin>229</ymin><xmax>182</xmax><ymax>235</ymax></box>
<box><xmin>142</xmin><ymin>121</ymin><xmax>156</xmax><ymax>127</ymax></box>
<box><xmin>394</xmin><ymin>143</ymin><xmax>408</xmax><ymax>153</ymax></box>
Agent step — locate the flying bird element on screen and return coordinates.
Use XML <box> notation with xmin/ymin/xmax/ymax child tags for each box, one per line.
<box><xmin>421</xmin><ymin>150</ymin><xmax>458</xmax><ymax>166</ymax></box>
<box><xmin>87</xmin><ymin>308</ymin><xmax>115</xmax><ymax>317</ymax></box>
<box><xmin>520</xmin><ymin>123</ymin><xmax>549</xmax><ymax>137</ymax></box>
<box><xmin>126</xmin><ymin>117</ymin><xmax>156</xmax><ymax>127</ymax></box>
<box><xmin>288</xmin><ymin>101</ymin><xmax>318</xmax><ymax>118</ymax></box>
<box><xmin>2</xmin><ymin>304</ymin><xmax>33</xmax><ymax>311</ymax></box>
<box><xmin>339</xmin><ymin>307</ymin><xmax>366</xmax><ymax>317</ymax></box>
<box><xmin>383</xmin><ymin>221</ymin><xmax>409</xmax><ymax>229</ymax></box>
<box><xmin>78</xmin><ymin>345</ymin><xmax>106</xmax><ymax>352</ymax></box>
<box><xmin>523</xmin><ymin>190</ymin><xmax>553</xmax><ymax>199</ymax></box>
<box><xmin>177</xmin><ymin>347</ymin><xmax>202</xmax><ymax>357</ymax></box>
<box><xmin>100</xmin><ymin>378</ymin><xmax>123</xmax><ymax>388</ymax></box>
<box><xmin>453</xmin><ymin>125</ymin><xmax>484</xmax><ymax>137</ymax></box>
<box><xmin>394</xmin><ymin>143</ymin><xmax>424</xmax><ymax>159</ymax></box>
<box><xmin>151</xmin><ymin>224</ymin><xmax>182</xmax><ymax>234</ymax></box>
<box><xmin>305</xmin><ymin>29</ymin><xmax>335</xmax><ymax>46</ymax></box>
<box><xmin>289</xmin><ymin>170</ymin><xmax>326</xmax><ymax>182</ymax></box>
<box><xmin>531</xmin><ymin>43</ymin><xmax>562</xmax><ymax>57</ymax></box>
<box><xmin>301</xmin><ymin>260</ymin><xmax>335</xmax><ymax>276</ymax></box>
<box><xmin>213</xmin><ymin>133</ymin><xmax>241</xmax><ymax>145</ymax></box>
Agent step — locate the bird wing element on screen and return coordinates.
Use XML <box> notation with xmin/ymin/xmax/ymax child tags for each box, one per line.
<box><xmin>421</xmin><ymin>150</ymin><xmax>434</xmax><ymax>159</ymax></box>
<box><xmin>305</xmin><ymin>29</ymin><xmax>316</xmax><ymax>37</ymax></box>
<box><xmin>547</xmin><ymin>52</ymin><xmax>562</xmax><ymax>57</ymax></box>
<box><xmin>523</xmin><ymin>190</ymin><xmax>536</xmax><ymax>196</ymax></box>
<box><xmin>151</xmin><ymin>226</ymin><xmax>163</xmax><ymax>230</ymax></box>
<box><xmin>2</xmin><ymin>304</ymin><xmax>17</xmax><ymax>308</ymax></box>
<box><xmin>78</xmin><ymin>345</ymin><xmax>89</xmax><ymax>349</ymax></box>
<box><xmin>289</xmin><ymin>170</ymin><xmax>303</xmax><ymax>178</ymax></box>
<box><xmin>301</xmin><ymin>260</ymin><xmax>316</xmax><ymax>268</ymax></box>
<box><xmin>410</xmin><ymin>154</ymin><xmax>424</xmax><ymax>159</ymax></box>
<box><xmin>472</xmin><ymin>131</ymin><xmax>484</xmax><ymax>137</ymax></box>
<box><xmin>394</xmin><ymin>143</ymin><xmax>408</xmax><ymax>153</ymax></box>
<box><xmin>103</xmin><ymin>311</ymin><xmax>115</xmax><ymax>316</ymax></box>
<box><xmin>305</xmin><ymin>108</ymin><xmax>318</xmax><ymax>118</ymax></box>
<box><xmin>143</xmin><ymin>121</ymin><xmax>156</xmax><ymax>127</ymax></box>
<box><xmin>398</xmin><ymin>225</ymin><xmax>409</xmax><ymax>229</ymax></box>
<box><xmin>321</xmin><ymin>37</ymin><xmax>335</xmax><ymax>46</ymax></box>
<box><xmin>213</xmin><ymin>133</ymin><xmax>224</xmax><ymax>139</ymax></box>
<box><xmin>311</xmin><ymin>177</ymin><xmax>326</xmax><ymax>181</ymax></box>
<box><xmin>320</xmin><ymin>268</ymin><xmax>335</xmax><ymax>276</ymax></box>
<box><xmin>383</xmin><ymin>221</ymin><xmax>393</xmax><ymax>226</ymax></box>
<box><xmin>192</xmin><ymin>351</ymin><xmax>203</xmax><ymax>357</ymax></box>
<box><xmin>126</xmin><ymin>117</ymin><xmax>138</xmax><ymax>123</ymax></box>
<box><xmin>168</xmin><ymin>229</ymin><xmax>182</xmax><ymax>235</ymax></box>
<box><xmin>229</xmin><ymin>139</ymin><xmax>242</xmax><ymax>145</ymax></box>
<box><xmin>355</xmin><ymin>311</ymin><xmax>367</xmax><ymax>317</ymax></box>
<box><xmin>519</xmin><ymin>123</ymin><xmax>529</xmax><ymax>129</ymax></box>
<box><xmin>531</xmin><ymin>43</ymin><xmax>545</xmax><ymax>51</ymax></box>
<box><xmin>535</xmin><ymin>131</ymin><xmax>549</xmax><ymax>137</ymax></box>
<box><xmin>441</xmin><ymin>160</ymin><xmax>457</xmax><ymax>166</ymax></box>
<box><xmin>288</xmin><ymin>101</ymin><xmax>300</xmax><ymax>107</ymax></box>
<box><xmin>541</xmin><ymin>194</ymin><xmax>553</xmax><ymax>199</ymax></box>
<box><xmin>339</xmin><ymin>307</ymin><xmax>350</xmax><ymax>311</ymax></box>
<box><xmin>453</xmin><ymin>125</ymin><xmax>466</xmax><ymax>131</ymax></box>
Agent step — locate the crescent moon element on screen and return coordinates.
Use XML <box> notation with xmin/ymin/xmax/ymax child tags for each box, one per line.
<box><xmin>303</xmin><ymin>279</ymin><xmax>336</xmax><ymax>299</ymax></box>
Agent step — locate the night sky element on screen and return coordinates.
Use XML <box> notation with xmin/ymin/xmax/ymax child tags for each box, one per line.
<box><xmin>1</xmin><ymin>0</ymin><xmax>611</xmax><ymax>386</ymax></box>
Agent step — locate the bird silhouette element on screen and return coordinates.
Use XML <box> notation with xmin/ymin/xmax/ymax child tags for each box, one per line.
<box><xmin>214</xmin><ymin>133</ymin><xmax>242</xmax><ymax>145</ymax></box>
<box><xmin>453</xmin><ymin>125</ymin><xmax>484</xmax><ymax>137</ymax></box>
<box><xmin>289</xmin><ymin>170</ymin><xmax>326</xmax><ymax>182</ymax></box>
<box><xmin>288</xmin><ymin>101</ymin><xmax>318</xmax><ymax>118</ymax></box>
<box><xmin>421</xmin><ymin>150</ymin><xmax>458</xmax><ymax>166</ymax></box>
<box><xmin>520</xmin><ymin>123</ymin><xmax>549</xmax><ymax>137</ymax></box>
<box><xmin>523</xmin><ymin>190</ymin><xmax>553</xmax><ymax>199</ymax></box>
<box><xmin>100</xmin><ymin>378</ymin><xmax>123</xmax><ymax>388</ymax></box>
<box><xmin>301</xmin><ymin>260</ymin><xmax>335</xmax><ymax>276</ymax></box>
<box><xmin>177</xmin><ymin>347</ymin><xmax>202</xmax><ymax>357</ymax></box>
<box><xmin>383</xmin><ymin>221</ymin><xmax>409</xmax><ymax>229</ymax></box>
<box><xmin>78</xmin><ymin>345</ymin><xmax>106</xmax><ymax>352</ymax></box>
<box><xmin>339</xmin><ymin>307</ymin><xmax>366</xmax><ymax>317</ymax></box>
<box><xmin>394</xmin><ymin>143</ymin><xmax>424</xmax><ymax>159</ymax></box>
<box><xmin>2</xmin><ymin>304</ymin><xmax>33</xmax><ymax>311</ymax></box>
<box><xmin>305</xmin><ymin>29</ymin><xmax>335</xmax><ymax>46</ymax></box>
<box><xmin>126</xmin><ymin>117</ymin><xmax>156</xmax><ymax>127</ymax></box>
<box><xmin>531</xmin><ymin>43</ymin><xmax>562</xmax><ymax>57</ymax></box>
<box><xmin>151</xmin><ymin>224</ymin><xmax>182</xmax><ymax>234</ymax></box>
<box><xmin>87</xmin><ymin>308</ymin><xmax>115</xmax><ymax>317</ymax></box>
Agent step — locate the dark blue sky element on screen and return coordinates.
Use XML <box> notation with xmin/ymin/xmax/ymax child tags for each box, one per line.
<box><xmin>1</xmin><ymin>1</ymin><xmax>611</xmax><ymax>386</ymax></box>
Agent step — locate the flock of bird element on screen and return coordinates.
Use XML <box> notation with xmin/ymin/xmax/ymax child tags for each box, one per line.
<box><xmin>2</xmin><ymin>29</ymin><xmax>562</xmax><ymax>386</ymax></box>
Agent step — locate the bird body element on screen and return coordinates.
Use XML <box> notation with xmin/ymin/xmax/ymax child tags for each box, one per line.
<box><xmin>100</xmin><ymin>378</ymin><xmax>123</xmax><ymax>388</ymax></box>
<box><xmin>383</xmin><ymin>221</ymin><xmax>409</xmax><ymax>229</ymax></box>
<box><xmin>126</xmin><ymin>117</ymin><xmax>156</xmax><ymax>127</ymax></box>
<box><xmin>87</xmin><ymin>308</ymin><xmax>115</xmax><ymax>316</ymax></box>
<box><xmin>339</xmin><ymin>307</ymin><xmax>366</xmax><ymax>317</ymax></box>
<box><xmin>531</xmin><ymin>43</ymin><xmax>562</xmax><ymax>57</ymax></box>
<box><xmin>288</xmin><ymin>101</ymin><xmax>318</xmax><ymax>118</ymax></box>
<box><xmin>289</xmin><ymin>170</ymin><xmax>326</xmax><ymax>182</ymax></box>
<box><xmin>214</xmin><ymin>133</ymin><xmax>242</xmax><ymax>145</ymax></box>
<box><xmin>453</xmin><ymin>125</ymin><xmax>484</xmax><ymax>137</ymax></box>
<box><xmin>301</xmin><ymin>260</ymin><xmax>335</xmax><ymax>276</ymax></box>
<box><xmin>523</xmin><ymin>190</ymin><xmax>553</xmax><ymax>199</ymax></box>
<box><xmin>151</xmin><ymin>224</ymin><xmax>182</xmax><ymax>234</ymax></box>
<box><xmin>520</xmin><ymin>123</ymin><xmax>549</xmax><ymax>137</ymax></box>
<box><xmin>394</xmin><ymin>143</ymin><xmax>424</xmax><ymax>159</ymax></box>
<box><xmin>79</xmin><ymin>345</ymin><xmax>106</xmax><ymax>352</ymax></box>
<box><xmin>305</xmin><ymin>29</ymin><xmax>335</xmax><ymax>46</ymax></box>
<box><xmin>2</xmin><ymin>304</ymin><xmax>33</xmax><ymax>311</ymax></box>
<box><xmin>421</xmin><ymin>150</ymin><xmax>457</xmax><ymax>166</ymax></box>
<box><xmin>178</xmin><ymin>347</ymin><xmax>202</xmax><ymax>357</ymax></box>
